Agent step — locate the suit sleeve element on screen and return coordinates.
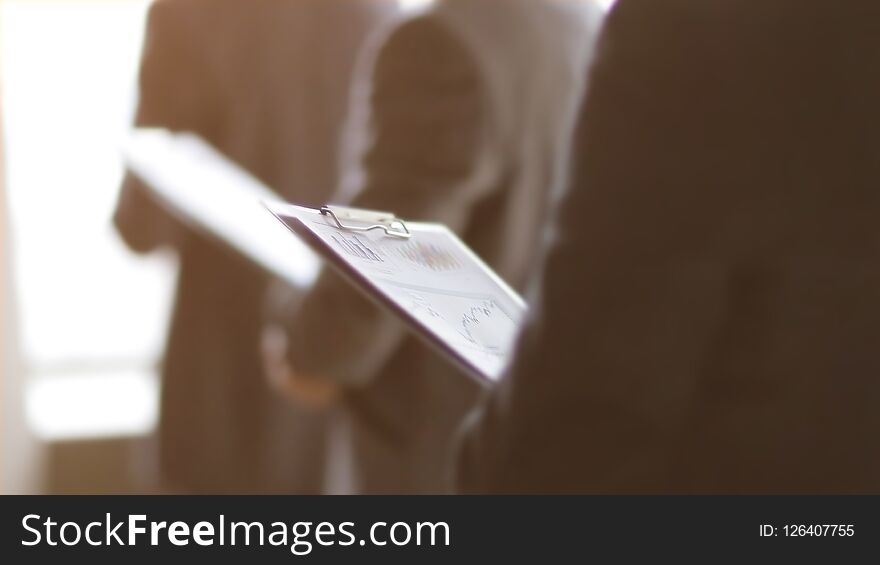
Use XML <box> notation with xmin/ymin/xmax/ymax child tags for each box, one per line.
<box><xmin>456</xmin><ymin>0</ymin><xmax>733</xmax><ymax>493</ymax></box>
<box><xmin>114</xmin><ymin>0</ymin><xmax>217</xmax><ymax>254</ymax></box>
<box><xmin>283</xmin><ymin>16</ymin><xmax>487</xmax><ymax>386</ymax></box>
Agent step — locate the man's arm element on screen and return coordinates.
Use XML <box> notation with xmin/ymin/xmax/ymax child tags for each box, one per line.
<box><xmin>114</xmin><ymin>0</ymin><xmax>216</xmax><ymax>254</ymax></box>
<box><xmin>279</xmin><ymin>15</ymin><xmax>488</xmax><ymax>389</ymax></box>
<box><xmin>457</xmin><ymin>0</ymin><xmax>733</xmax><ymax>493</ymax></box>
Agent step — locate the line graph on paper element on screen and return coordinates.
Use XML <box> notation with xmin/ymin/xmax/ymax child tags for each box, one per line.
<box><xmin>387</xmin><ymin>284</ymin><xmax>521</xmax><ymax>360</ymax></box>
<box><xmin>459</xmin><ymin>299</ymin><xmax>517</xmax><ymax>351</ymax></box>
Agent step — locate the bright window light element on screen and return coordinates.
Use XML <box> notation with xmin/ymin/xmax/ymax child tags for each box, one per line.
<box><xmin>398</xmin><ymin>0</ymin><xmax>431</xmax><ymax>11</ymax></box>
<box><xmin>25</xmin><ymin>371</ymin><xmax>159</xmax><ymax>441</ymax></box>
<box><xmin>1</xmin><ymin>0</ymin><xmax>175</xmax><ymax>440</ymax></box>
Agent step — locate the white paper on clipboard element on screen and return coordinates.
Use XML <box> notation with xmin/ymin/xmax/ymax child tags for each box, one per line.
<box><xmin>266</xmin><ymin>202</ymin><xmax>527</xmax><ymax>384</ymax></box>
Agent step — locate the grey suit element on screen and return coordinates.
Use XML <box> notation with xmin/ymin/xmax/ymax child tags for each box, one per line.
<box><xmin>284</xmin><ymin>0</ymin><xmax>603</xmax><ymax>494</ymax></box>
<box><xmin>115</xmin><ymin>0</ymin><xmax>395</xmax><ymax>493</ymax></box>
<box><xmin>458</xmin><ymin>0</ymin><xmax>880</xmax><ymax>494</ymax></box>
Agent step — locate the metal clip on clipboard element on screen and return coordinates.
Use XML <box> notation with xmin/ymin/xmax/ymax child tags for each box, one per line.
<box><xmin>320</xmin><ymin>205</ymin><xmax>411</xmax><ymax>239</ymax></box>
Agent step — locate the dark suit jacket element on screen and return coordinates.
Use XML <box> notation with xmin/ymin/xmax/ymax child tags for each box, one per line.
<box><xmin>114</xmin><ymin>0</ymin><xmax>394</xmax><ymax>493</ymax></box>
<box><xmin>458</xmin><ymin>0</ymin><xmax>880</xmax><ymax>494</ymax></box>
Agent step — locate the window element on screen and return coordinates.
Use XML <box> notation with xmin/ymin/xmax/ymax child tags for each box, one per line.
<box><xmin>1</xmin><ymin>0</ymin><xmax>176</xmax><ymax>440</ymax></box>
<box><xmin>399</xmin><ymin>0</ymin><xmax>431</xmax><ymax>10</ymax></box>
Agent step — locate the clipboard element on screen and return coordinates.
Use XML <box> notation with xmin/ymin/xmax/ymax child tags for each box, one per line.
<box><xmin>266</xmin><ymin>202</ymin><xmax>527</xmax><ymax>384</ymax></box>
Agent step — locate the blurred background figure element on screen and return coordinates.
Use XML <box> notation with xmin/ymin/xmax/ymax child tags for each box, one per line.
<box><xmin>265</xmin><ymin>0</ymin><xmax>605</xmax><ymax>493</ymax></box>
<box><xmin>114</xmin><ymin>0</ymin><xmax>396</xmax><ymax>494</ymax></box>
<box><xmin>458</xmin><ymin>0</ymin><xmax>880</xmax><ymax>493</ymax></box>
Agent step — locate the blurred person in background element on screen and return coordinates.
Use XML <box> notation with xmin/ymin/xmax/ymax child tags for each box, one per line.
<box><xmin>458</xmin><ymin>0</ymin><xmax>880</xmax><ymax>493</ymax></box>
<box><xmin>114</xmin><ymin>0</ymin><xmax>396</xmax><ymax>494</ymax></box>
<box><xmin>263</xmin><ymin>0</ymin><xmax>605</xmax><ymax>494</ymax></box>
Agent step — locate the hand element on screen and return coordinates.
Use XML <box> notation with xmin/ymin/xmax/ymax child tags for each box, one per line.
<box><xmin>260</xmin><ymin>325</ymin><xmax>341</xmax><ymax>410</ymax></box>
